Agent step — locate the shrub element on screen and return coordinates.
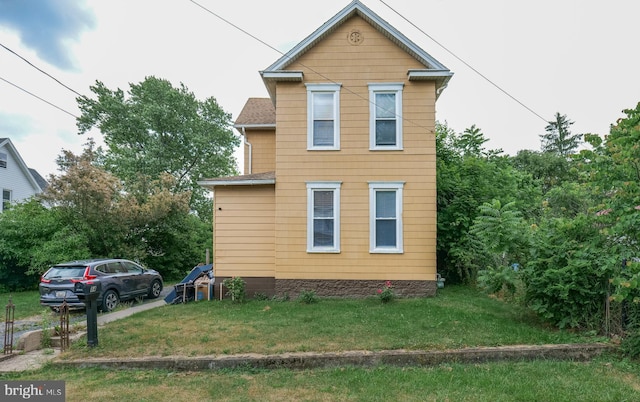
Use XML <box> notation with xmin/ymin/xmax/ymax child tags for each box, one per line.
<box><xmin>297</xmin><ymin>290</ymin><xmax>319</xmax><ymax>304</ymax></box>
<box><xmin>621</xmin><ymin>329</ymin><xmax>640</xmax><ymax>359</ymax></box>
<box><xmin>222</xmin><ymin>276</ymin><xmax>246</xmax><ymax>303</ymax></box>
<box><xmin>377</xmin><ymin>281</ymin><xmax>395</xmax><ymax>303</ymax></box>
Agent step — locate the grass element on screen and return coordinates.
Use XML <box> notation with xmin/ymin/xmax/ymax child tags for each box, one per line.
<box><xmin>1</xmin><ymin>358</ymin><xmax>639</xmax><ymax>401</ymax></box>
<box><xmin>0</xmin><ymin>290</ymin><xmax>44</xmax><ymax>321</ymax></box>
<box><xmin>60</xmin><ymin>286</ymin><xmax>601</xmax><ymax>359</ymax></box>
<box><xmin>1</xmin><ymin>285</ymin><xmax>639</xmax><ymax>400</ymax></box>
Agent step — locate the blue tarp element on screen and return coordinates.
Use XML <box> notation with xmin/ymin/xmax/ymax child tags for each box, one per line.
<box><xmin>164</xmin><ymin>264</ymin><xmax>214</xmax><ymax>304</ymax></box>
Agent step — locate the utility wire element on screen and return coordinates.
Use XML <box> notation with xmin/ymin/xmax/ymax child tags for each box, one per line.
<box><xmin>378</xmin><ymin>0</ymin><xmax>549</xmax><ymax>124</ymax></box>
<box><xmin>187</xmin><ymin>0</ymin><xmax>428</xmax><ymax>130</ymax></box>
<box><xmin>0</xmin><ymin>76</ymin><xmax>78</xmax><ymax>118</ymax></box>
<box><xmin>0</xmin><ymin>42</ymin><xmax>83</xmax><ymax>97</ymax></box>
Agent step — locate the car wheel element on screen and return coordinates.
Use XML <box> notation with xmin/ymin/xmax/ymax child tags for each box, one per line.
<box><xmin>148</xmin><ymin>279</ymin><xmax>162</xmax><ymax>299</ymax></box>
<box><xmin>101</xmin><ymin>290</ymin><xmax>119</xmax><ymax>312</ymax></box>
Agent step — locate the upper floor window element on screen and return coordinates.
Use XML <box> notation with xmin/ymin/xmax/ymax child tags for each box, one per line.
<box><xmin>307</xmin><ymin>83</ymin><xmax>341</xmax><ymax>150</ymax></box>
<box><xmin>0</xmin><ymin>152</ymin><xmax>7</xmax><ymax>168</ymax></box>
<box><xmin>369</xmin><ymin>83</ymin><xmax>403</xmax><ymax>150</ymax></box>
<box><xmin>307</xmin><ymin>181</ymin><xmax>341</xmax><ymax>253</ymax></box>
<box><xmin>2</xmin><ymin>189</ymin><xmax>11</xmax><ymax>212</ymax></box>
<box><xmin>369</xmin><ymin>182</ymin><xmax>404</xmax><ymax>253</ymax></box>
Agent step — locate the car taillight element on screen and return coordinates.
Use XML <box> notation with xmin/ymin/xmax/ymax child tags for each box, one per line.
<box><xmin>40</xmin><ymin>276</ymin><xmax>51</xmax><ymax>284</ymax></box>
<box><xmin>71</xmin><ymin>266</ymin><xmax>97</xmax><ymax>283</ymax></box>
<box><xmin>83</xmin><ymin>266</ymin><xmax>97</xmax><ymax>281</ymax></box>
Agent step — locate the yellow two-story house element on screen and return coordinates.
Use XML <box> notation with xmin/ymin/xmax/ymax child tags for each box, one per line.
<box><xmin>199</xmin><ymin>0</ymin><xmax>452</xmax><ymax>299</ymax></box>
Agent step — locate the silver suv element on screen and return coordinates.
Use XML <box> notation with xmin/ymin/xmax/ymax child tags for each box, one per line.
<box><xmin>39</xmin><ymin>258</ymin><xmax>163</xmax><ymax>312</ymax></box>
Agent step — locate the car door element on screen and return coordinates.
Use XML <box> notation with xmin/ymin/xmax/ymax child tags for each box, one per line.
<box><xmin>105</xmin><ymin>261</ymin><xmax>136</xmax><ymax>298</ymax></box>
<box><xmin>121</xmin><ymin>260</ymin><xmax>148</xmax><ymax>296</ymax></box>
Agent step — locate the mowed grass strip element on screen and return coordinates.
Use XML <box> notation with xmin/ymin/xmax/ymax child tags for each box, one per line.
<box><xmin>61</xmin><ymin>286</ymin><xmax>598</xmax><ymax>359</ymax></box>
<box><xmin>2</xmin><ymin>358</ymin><xmax>639</xmax><ymax>401</ymax></box>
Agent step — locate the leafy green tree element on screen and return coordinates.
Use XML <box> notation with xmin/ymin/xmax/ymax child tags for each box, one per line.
<box><xmin>76</xmin><ymin>76</ymin><xmax>240</xmax><ymax>219</ymax></box>
<box><xmin>40</xmin><ymin>142</ymin><xmax>205</xmax><ymax>278</ymax></box>
<box><xmin>540</xmin><ymin>112</ymin><xmax>582</xmax><ymax>157</ymax></box>
<box><xmin>456</xmin><ymin>124</ymin><xmax>489</xmax><ymax>157</ymax></box>
<box><xmin>0</xmin><ymin>199</ymin><xmax>90</xmax><ymax>290</ymax></box>
<box><xmin>511</xmin><ymin>149</ymin><xmax>576</xmax><ymax>193</ymax></box>
<box><xmin>436</xmin><ymin>122</ymin><xmax>540</xmax><ymax>283</ymax></box>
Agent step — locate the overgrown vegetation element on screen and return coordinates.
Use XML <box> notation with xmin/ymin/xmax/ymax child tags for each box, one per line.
<box><xmin>0</xmin><ymin>77</ymin><xmax>238</xmax><ymax>287</ymax></box>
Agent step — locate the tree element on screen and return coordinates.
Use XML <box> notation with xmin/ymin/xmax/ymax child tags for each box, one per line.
<box><xmin>540</xmin><ymin>112</ymin><xmax>581</xmax><ymax>157</ymax></box>
<box><xmin>40</xmin><ymin>141</ymin><xmax>204</xmax><ymax>278</ymax></box>
<box><xmin>456</xmin><ymin>124</ymin><xmax>489</xmax><ymax>157</ymax></box>
<box><xmin>76</xmin><ymin>76</ymin><xmax>240</xmax><ymax>218</ymax></box>
<box><xmin>435</xmin><ymin>122</ymin><xmax>540</xmax><ymax>283</ymax></box>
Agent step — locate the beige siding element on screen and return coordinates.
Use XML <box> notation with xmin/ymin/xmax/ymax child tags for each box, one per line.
<box><xmin>244</xmin><ymin>129</ymin><xmax>276</xmax><ymax>174</ymax></box>
<box><xmin>214</xmin><ymin>185</ymin><xmax>275</xmax><ymax>278</ymax></box>
<box><xmin>273</xmin><ymin>15</ymin><xmax>437</xmax><ymax>282</ymax></box>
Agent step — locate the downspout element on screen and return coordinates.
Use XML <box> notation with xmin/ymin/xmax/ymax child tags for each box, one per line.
<box><xmin>436</xmin><ymin>83</ymin><xmax>448</xmax><ymax>98</ymax></box>
<box><xmin>242</xmin><ymin>127</ymin><xmax>252</xmax><ymax>175</ymax></box>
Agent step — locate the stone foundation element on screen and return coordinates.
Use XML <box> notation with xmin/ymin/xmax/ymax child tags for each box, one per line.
<box><xmin>216</xmin><ymin>277</ymin><xmax>437</xmax><ymax>300</ymax></box>
<box><xmin>275</xmin><ymin>279</ymin><xmax>436</xmax><ymax>299</ymax></box>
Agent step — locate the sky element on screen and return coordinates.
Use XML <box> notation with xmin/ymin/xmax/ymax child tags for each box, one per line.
<box><xmin>1</xmin><ymin>0</ymin><xmax>639</xmax><ymax>178</ymax></box>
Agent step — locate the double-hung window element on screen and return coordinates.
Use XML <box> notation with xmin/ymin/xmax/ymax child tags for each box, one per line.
<box><xmin>369</xmin><ymin>83</ymin><xmax>403</xmax><ymax>150</ymax></box>
<box><xmin>307</xmin><ymin>181</ymin><xmax>341</xmax><ymax>253</ymax></box>
<box><xmin>369</xmin><ymin>182</ymin><xmax>404</xmax><ymax>253</ymax></box>
<box><xmin>0</xmin><ymin>152</ymin><xmax>7</xmax><ymax>168</ymax></box>
<box><xmin>307</xmin><ymin>83</ymin><xmax>341</xmax><ymax>150</ymax></box>
<box><xmin>2</xmin><ymin>189</ymin><xmax>11</xmax><ymax>212</ymax></box>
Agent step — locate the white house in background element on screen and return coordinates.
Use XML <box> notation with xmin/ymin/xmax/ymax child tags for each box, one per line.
<box><xmin>0</xmin><ymin>138</ymin><xmax>48</xmax><ymax>212</ymax></box>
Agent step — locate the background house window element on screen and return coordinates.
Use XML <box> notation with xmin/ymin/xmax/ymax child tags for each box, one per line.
<box><xmin>307</xmin><ymin>181</ymin><xmax>341</xmax><ymax>253</ymax></box>
<box><xmin>2</xmin><ymin>189</ymin><xmax>11</xmax><ymax>212</ymax></box>
<box><xmin>307</xmin><ymin>83</ymin><xmax>341</xmax><ymax>150</ymax></box>
<box><xmin>369</xmin><ymin>182</ymin><xmax>404</xmax><ymax>253</ymax></box>
<box><xmin>369</xmin><ymin>83</ymin><xmax>403</xmax><ymax>150</ymax></box>
<box><xmin>0</xmin><ymin>152</ymin><xmax>7</xmax><ymax>168</ymax></box>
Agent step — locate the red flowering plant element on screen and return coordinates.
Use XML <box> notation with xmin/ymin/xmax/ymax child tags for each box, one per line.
<box><xmin>377</xmin><ymin>280</ymin><xmax>395</xmax><ymax>303</ymax></box>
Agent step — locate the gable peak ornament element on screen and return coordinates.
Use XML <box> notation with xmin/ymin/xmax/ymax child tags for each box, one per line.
<box><xmin>348</xmin><ymin>29</ymin><xmax>364</xmax><ymax>45</ymax></box>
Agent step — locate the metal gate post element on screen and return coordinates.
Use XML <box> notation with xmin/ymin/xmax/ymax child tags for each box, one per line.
<box><xmin>4</xmin><ymin>296</ymin><xmax>15</xmax><ymax>354</ymax></box>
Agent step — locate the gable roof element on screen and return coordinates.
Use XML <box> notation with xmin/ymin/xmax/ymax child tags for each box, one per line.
<box><xmin>0</xmin><ymin>138</ymin><xmax>46</xmax><ymax>192</ymax></box>
<box><xmin>234</xmin><ymin>98</ymin><xmax>276</xmax><ymax>131</ymax></box>
<box><xmin>260</xmin><ymin>0</ymin><xmax>452</xmax><ymax>100</ymax></box>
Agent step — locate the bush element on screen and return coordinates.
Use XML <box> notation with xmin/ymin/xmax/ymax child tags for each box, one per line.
<box><xmin>222</xmin><ymin>277</ymin><xmax>246</xmax><ymax>303</ymax></box>
<box><xmin>621</xmin><ymin>329</ymin><xmax>640</xmax><ymax>359</ymax></box>
<box><xmin>297</xmin><ymin>290</ymin><xmax>319</xmax><ymax>304</ymax></box>
<box><xmin>377</xmin><ymin>281</ymin><xmax>395</xmax><ymax>303</ymax></box>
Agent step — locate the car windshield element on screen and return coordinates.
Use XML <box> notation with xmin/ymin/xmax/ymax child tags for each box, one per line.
<box><xmin>44</xmin><ymin>266</ymin><xmax>86</xmax><ymax>279</ymax></box>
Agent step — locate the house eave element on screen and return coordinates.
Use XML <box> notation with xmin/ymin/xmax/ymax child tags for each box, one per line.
<box><xmin>260</xmin><ymin>71</ymin><xmax>304</xmax><ymax>103</ymax></box>
<box><xmin>408</xmin><ymin>69</ymin><xmax>454</xmax><ymax>98</ymax></box>
<box><xmin>198</xmin><ymin>179</ymin><xmax>276</xmax><ymax>190</ymax></box>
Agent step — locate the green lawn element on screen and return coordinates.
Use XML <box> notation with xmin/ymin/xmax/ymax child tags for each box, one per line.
<box><xmin>2</xmin><ymin>286</ymin><xmax>639</xmax><ymax>401</ymax></box>
<box><xmin>60</xmin><ymin>286</ymin><xmax>599</xmax><ymax>359</ymax></box>
<box><xmin>2</xmin><ymin>358</ymin><xmax>639</xmax><ymax>401</ymax></box>
<box><xmin>0</xmin><ymin>290</ymin><xmax>45</xmax><ymax>321</ymax></box>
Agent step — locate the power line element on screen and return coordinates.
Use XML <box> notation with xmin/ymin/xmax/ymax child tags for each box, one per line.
<box><xmin>0</xmin><ymin>42</ymin><xmax>83</xmax><ymax>97</ymax></box>
<box><xmin>378</xmin><ymin>0</ymin><xmax>549</xmax><ymax>124</ymax></box>
<box><xmin>187</xmin><ymin>0</ymin><xmax>429</xmax><ymax>131</ymax></box>
<box><xmin>0</xmin><ymin>76</ymin><xmax>78</xmax><ymax>118</ymax></box>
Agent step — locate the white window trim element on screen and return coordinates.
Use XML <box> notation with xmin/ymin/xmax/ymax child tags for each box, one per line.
<box><xmin>369</xmin><ymin>181</ymin><xmax>404</xmax><ymax>253</ymax></box>
<box><xmin>306</xmin><ymin>83</ymin><xmax>341</xmax><ymax>151</ymax></box>
<box><xmin>369</xmin><ymin>83</ymin><xmax>404</xmax><ymax>151</ymax></box>
<box><xmin>306</xmin><ymin>181</ymin><xmax>341</xmax><ymax>253</ymax></box>
<box><xmin>0</xmin><ymin>152</ymin><xmax>7</xmax><ymax>168</ymax></box>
